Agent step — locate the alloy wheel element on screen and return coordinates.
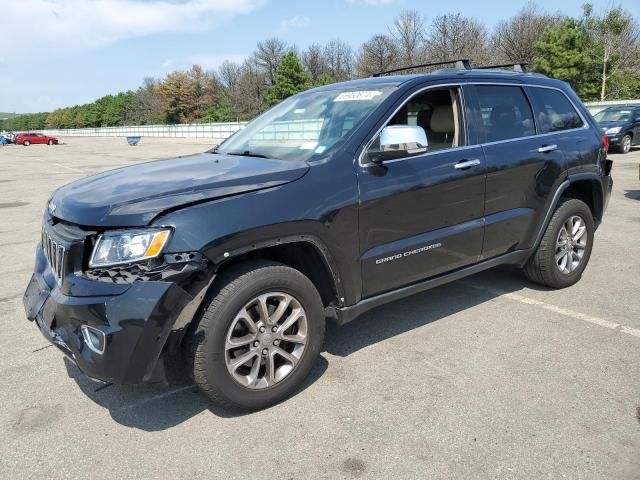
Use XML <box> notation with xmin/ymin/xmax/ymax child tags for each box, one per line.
<box><xmin>224</xmin><ymin>292</ymin><xmax>308</xmax><ymax>389</ymax></box>
<box><xmin>555</xmin><ymin>215</ymin><xmax>588</xmax><ymax>274</ymax></box>
<box><xmin>623</xmin><ymin>135</ymin><xmax>631</xmax><ymax>153</ymax></box>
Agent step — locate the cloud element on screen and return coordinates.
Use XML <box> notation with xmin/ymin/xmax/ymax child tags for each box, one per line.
<box><xmin>3</xmin><ymin>0</ymin><xmax>265</xmax><ymax>56</ymax></box>
<box><xmin>345</xmin><ymin>0</ymin><xmax>394</xmax><ymax>5</ymax></box>
<box><xmin>277</xmin><ymin>15</ymin><xmax>311</xmax><ymax>34</ymax></box>
<box><xmin>187</xmin><ymin>53</ymin><xmax>247</xmax><ymax>70</ymax></box>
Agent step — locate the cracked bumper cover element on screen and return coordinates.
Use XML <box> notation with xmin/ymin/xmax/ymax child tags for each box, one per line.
<box><xmin>24</xmin><ymin>244</ymin><xmax>213</xmax><ymax>384</ymax></box>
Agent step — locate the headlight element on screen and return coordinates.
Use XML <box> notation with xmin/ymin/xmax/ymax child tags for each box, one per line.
<box><xmin>605</xmin><ymin>127</ymin><xmax>622</xmax><ymax>135</ymax></box>
<box><xmin>89</xmin><ymin>229</ymin><xmax>171</xmax><ymax>267</ymax></box>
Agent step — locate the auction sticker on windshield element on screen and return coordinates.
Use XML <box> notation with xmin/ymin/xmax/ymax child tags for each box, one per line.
<box><xmin>334</xmin><ymin>91</ymin><xmax>382</xmax><ymax>102</ymax></box>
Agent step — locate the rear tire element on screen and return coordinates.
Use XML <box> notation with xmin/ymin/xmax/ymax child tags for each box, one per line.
<box><xmin>188</xmin><ymin>261</ymin><xmax>325</xmax><ymax>411</ymax></box>
<box><xmin>523</xmin><ymin>198</ymin><xmax>594</xmax><ymax>289</ymax></box>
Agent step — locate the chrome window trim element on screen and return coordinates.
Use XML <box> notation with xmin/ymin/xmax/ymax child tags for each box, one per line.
<box><xmin>378</xmin><ymin>145</ymin><xmax>481</xmax><ymax>166</ymax></box>
<box><xmin>358</xmin><ymin>81</ymin><xmax>589</xmax><ymax>167</ymax></box>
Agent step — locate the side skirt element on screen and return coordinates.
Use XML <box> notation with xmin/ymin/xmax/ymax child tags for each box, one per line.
<box><xmin>326</xmin><ymin>249</ymin><xmax>532</xmax><ymax>325</ymax></box>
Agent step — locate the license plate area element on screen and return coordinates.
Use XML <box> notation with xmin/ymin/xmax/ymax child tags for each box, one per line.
<box><xmin>23</xmin><ymin>275</ymin><xmax>51</xmax><ymax>322</ymax></box>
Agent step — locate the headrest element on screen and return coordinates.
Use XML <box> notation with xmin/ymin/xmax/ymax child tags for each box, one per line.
<box><xmin>416</xmin><ymin>109</ymin><xmax>432</xmax><ymax>129</ymax></box>
<box><xmin>490</xmin><ymin>104</ymin><xmax>516</xmax><ymax>127</ymax></box>
<box><xmin>430</xmin><ymin>106</ymin><xmax>454</xmax><ymax>133</ymax></box>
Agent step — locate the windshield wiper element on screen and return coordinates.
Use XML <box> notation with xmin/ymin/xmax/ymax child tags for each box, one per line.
<box><xmin>225</xmin><ymin>150</ymin><xmax>275</xmax><ymax>159</ymax></box>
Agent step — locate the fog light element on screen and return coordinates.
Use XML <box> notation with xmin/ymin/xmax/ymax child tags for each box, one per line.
<box><xmin>81</xmin><ymin>325</ymin><xmax>106</xmax><ymax>354</ymax></box>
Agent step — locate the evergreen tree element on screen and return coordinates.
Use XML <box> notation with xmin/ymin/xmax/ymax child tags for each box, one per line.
<box><xmin>533</xmin><ymin>19</ymin><xmax>601</xmax><ymax>100</ymax></box>
<box><xmin>267</xmin><ymin>52</ymin><xmax>311</xmax><ymax>106</ymax></box>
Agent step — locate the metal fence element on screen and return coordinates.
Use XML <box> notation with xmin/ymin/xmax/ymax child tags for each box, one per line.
<box><xmin>38</xmin><ymin>119</ymin><xmax>327</xmax><ymax>145</ymax></box>
<box><xmin>585</xmin><ymin>100</ymin><xmax>640</xmax><ymax>114</ymax></box>
<box><xmin>39</xmin><ymin>122</ymin><xmax>248</xmax><ymax>142</ymax></box>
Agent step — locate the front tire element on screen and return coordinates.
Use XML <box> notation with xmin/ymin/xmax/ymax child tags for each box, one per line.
<box><xmin>523</xmin><ymin>198</ymin><xmax>594</xmax><ymax>289</ymax></box>
<box><xmin>189</xmin><ymin>261</ymin><xmax>325</xmax><ymax>411</ymax></box>
<box><xmin>47</xmin><ymin>139</ymin><xmax>54</xmax><ymax>145</ymax></box>
<box><xmin>617</xmin><ymin>134</ymin><xmax>632</xmax><ymax>154</ymax></box>
<box><xmin>23</xmin><ymin>140</ymin><xmax>30</xmax><ymax>146</ymax></box>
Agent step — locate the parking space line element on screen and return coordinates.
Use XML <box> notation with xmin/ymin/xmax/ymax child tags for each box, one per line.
<box><xmin>462</xmin><ymin>282</ymin><xmax>640</xmax><ymax>339</ymax></box>
<box><xmin>116</xmin><ymin>385</ymin><xmax>196</xmax><ymax>411</ymax></box>
<box><xmin>52</xmin><ymin>162</ymin><xmax>83</xmax><ymax>173</ymax></box>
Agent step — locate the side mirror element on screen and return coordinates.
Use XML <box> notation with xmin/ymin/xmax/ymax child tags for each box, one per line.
<box><xmin>369</xmin><ymin>125</ymin><xmax>428</xmax><ymax>163</ymax></box>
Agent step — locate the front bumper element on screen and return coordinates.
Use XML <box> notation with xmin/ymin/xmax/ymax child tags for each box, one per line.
<box><xmin>607</xmin><ymin>133</ymin><xmax>624</xmax><ymax>147</ymax></box>
<box><xmin>24</xmin><ymin>243</ymin><xmax>212</xmax><ymax>384</ymax></box>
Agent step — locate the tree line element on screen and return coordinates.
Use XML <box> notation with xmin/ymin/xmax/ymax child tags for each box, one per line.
<box><xmin>2</xmin><ymin>2</ymin><xmax>638</xmax><ymax>132</ymax></box>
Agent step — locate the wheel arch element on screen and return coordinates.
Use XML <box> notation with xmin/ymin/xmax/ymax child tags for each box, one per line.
<box><xmin>532</xmin><ymin>173</ymin><xmax>605</xmax><ymax>251</ymax></box>
<box><xmin>211</xmin><ymin>235</ymin><xmax>344</xmax><ymax>309</ymax></box>
<box><xmin>562</xmin><ymin>173</ymin><xmax>604</xmax><ymax>224</ymax></box>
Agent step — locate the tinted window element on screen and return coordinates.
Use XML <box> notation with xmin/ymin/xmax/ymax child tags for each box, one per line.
<box><xmin>528</xmin><ymin>87</ymin><xmax>584</xmax><ymax>133</ymax></box>
<box><xmin>474</xmin><ymin>86</ymin><xmax>535</xmax><ymax>142</ymax></box>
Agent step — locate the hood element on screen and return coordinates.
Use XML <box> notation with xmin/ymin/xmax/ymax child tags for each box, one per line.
<box><xmin>596</xmin><ymin>120</ymin><xmax>630</xmax><ymax>128</ymax></box>
<box><xmin>50</xmin><ymin>153</ymin><xmax>309</xmax><ymax>227</ymax></box>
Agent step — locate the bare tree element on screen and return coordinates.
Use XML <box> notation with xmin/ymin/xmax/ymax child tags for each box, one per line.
<box><xmin>217</xmin><ymin>60</ymin><xmax>243</xmax><ymax>120</ymax></box>
<box><xmin>427</xmin><ymin>13</ymin><xmax>490</xmax><ymax>65</ymax></box>
<box><xmin>323</xmin><ymin>39</ymin><xmax>354</xmax><ymax>81</ymax></box>
<box><xmin>583</xmin><ymin>3</ymin><xmax>640</xmax><ymax>100</ymax></box>
<box><xmin>236</xmin><ymin>56</ymin><xmax>268</xmax><ymax>119</ymax></box>
<box><xmin>356</xmin><ymin>34</ymin><xmax>399</xmax><ymax>77</ymax></box>
<box><xmin>255</xmin><ymin>37</ymin><xmax>287</xmax><ymax>85</ymax></box>
<box><xmin>302</xmin><ymin>43</ymin><xmax>328</xmax><ymax>82</ymax></box>
<box><xmin>218</xmin><ymin>60</ymin><xmax>241</xmax><ymax>90</ymax></box>
<box><xmin>389</xmin><ymin>9</ymin><xmax>426</xmax><ymax>66</ymax></box>
<box><xmin>491</xmin><ymin>2</ymin><xmax>561</xmax><ymax>64</ymax></box>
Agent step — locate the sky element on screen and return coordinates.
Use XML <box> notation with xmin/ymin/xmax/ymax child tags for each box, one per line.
<box><xmin>1</xmin><ymin>0</ymin><xmax>637</xmax><ymax>113</ymax></box>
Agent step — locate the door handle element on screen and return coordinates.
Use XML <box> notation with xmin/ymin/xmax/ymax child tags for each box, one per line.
<box><xmin>454</xmin><ymin>159</ymin><xmax>481</xmax><ymax>169</ymax></box>
<box><xmin>538</xmin><ymin>144</ymin><xmax>558</xmax><ymax>153</ymax></box>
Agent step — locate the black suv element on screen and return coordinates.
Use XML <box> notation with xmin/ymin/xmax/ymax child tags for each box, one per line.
<box><xmin>24</xmin><ymin>62</ymin><xmax>613</xmax><ymax>411</ymax></box>
<box><xmin>593</xmin><ymin>105</ymin><xmax>640</xmax><ymax>154</ymax></box>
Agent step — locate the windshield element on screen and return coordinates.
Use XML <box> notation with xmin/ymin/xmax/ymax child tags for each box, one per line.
<box><xmin>594</xmin><ymin>109</ymin><xmax>632</xmax><ymax>122</ymax></box>
<box><xmin>216</xmin><ymin>86</ymin><xmax>396</xmax><ymax>161</ymax></box>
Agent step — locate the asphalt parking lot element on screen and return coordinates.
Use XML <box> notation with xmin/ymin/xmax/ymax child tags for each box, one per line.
<box><xmin>1</xmin><ymin>137</ymin><xmax>639</xmax><ymax>479</ymax></box>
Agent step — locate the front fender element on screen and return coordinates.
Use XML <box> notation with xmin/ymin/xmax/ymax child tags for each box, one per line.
<box><xmin>151</xmin><ymin>159</ymin><xmax>362</xmax><ymax>304</ymax></box>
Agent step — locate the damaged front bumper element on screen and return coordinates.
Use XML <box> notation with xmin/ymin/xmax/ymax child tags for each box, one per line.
<box><xmin>24</xmin><ymin>241</ymin><xmax>213</xmax><ymax>385</ymax></box>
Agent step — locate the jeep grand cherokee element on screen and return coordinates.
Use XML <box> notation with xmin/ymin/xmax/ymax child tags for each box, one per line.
<box><xmin>24</xmin><ymin>61</ymin><xmax>613</xmax><ymax>411</ymax></box>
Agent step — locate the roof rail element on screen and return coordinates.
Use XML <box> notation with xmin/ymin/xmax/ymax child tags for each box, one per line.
<box><xmin>475</xmin><ymin>63</ymin><xmax>529</xmax><ymax>73</ymax></box>
<box><xmin>371</xmin><ymin>59</ymin><xmax>472</xmax><ymax>77</ymax></box>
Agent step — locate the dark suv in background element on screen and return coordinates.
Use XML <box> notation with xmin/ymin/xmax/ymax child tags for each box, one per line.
<box><xmin>594</xmin><ymin>105</ymin><xmax>640</xmax><ymax>153</ymax></box>
<box><xmin>24</xmin><ymin>61</ymin><xmax>612</xmax><ymax>411</ymax></box>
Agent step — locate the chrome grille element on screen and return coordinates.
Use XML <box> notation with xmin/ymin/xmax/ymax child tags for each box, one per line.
<box><xmin>42</xmin><ymin>229</ymin><xmax>67</xmax><ymax>286</ymax></box>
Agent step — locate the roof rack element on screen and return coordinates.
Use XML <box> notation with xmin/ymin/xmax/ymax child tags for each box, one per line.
<box><xmin>372</xmin><ymin>59</ymin><xmax>472</xmax><ymax>77</ymax></box>
<box><xmin>475</xmin><ymin>63</ymin><xmax>529</xmax><ymax>73</ymax></box>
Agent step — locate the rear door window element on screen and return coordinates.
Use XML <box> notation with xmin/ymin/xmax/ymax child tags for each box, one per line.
<box><xmin>527</xmin><ymin>87</ymin><xmax>584</xmax><ymax>133</ymax></box>
<box><xmin>473</xmin><ymin>85</ymin><xmax>535</xmax><ymax>143</ymax></box>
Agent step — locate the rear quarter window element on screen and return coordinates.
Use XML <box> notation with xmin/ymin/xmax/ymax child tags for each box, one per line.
<box><xmin>526</xmin><ymin>87</ymin><xmax>584</xmax><ymax>133</ymax></box>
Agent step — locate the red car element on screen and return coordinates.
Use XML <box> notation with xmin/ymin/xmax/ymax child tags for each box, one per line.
<box><xmin>16</xmin><ymin>133</ymin><xmax>59</xmax><ymax>146</ymax></box>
